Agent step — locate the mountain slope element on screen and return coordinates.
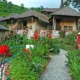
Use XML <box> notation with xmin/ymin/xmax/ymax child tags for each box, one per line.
<box><xmin>0</xmin><ymin>2</ymin><xmax>27</xmax><ymax>17</ymax></box>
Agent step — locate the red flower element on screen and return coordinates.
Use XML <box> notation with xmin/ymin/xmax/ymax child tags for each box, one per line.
<box><xmin>32</xmin><ymin>30</ymin><xmax>39</xmax><ymax>42</ymax></box>
<box><xmin>0</xmin><ymin>45</ymin><xmax>10</xmax><ymax>56</ymax></box>
<box><xmin>23</xmin><ymin>48</ymin><xmax>27</xmax><ymax>53</ymax></box>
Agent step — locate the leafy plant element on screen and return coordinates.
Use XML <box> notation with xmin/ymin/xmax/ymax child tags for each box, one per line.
<box><xmin>59</xmin><ymin>30</ymin><xmax>65</xmax><ymax>38</ymax></box>
<box><xmin>67</xmin><ymin>49</ymin><xmax>80</xmax><ymax>80</ymax></box>
<box><xmin>49</xmin><ymin>44</ymin><xmax>60</xmax><ymax>54</ymax></box>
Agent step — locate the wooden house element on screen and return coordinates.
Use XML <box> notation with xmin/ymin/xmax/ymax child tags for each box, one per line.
<box><xmin>3</xmin><ymin>10</ymin><xmax>49</xmax><ymax>30</ymax></box>
<box><xmin>17</xmin><ymin>10</ymin><xmax>49</xmax><ymax>30</ymax></box>
<box><xmin>50</xmin><ymin>6</ymin><xmax>80</xmax><ymax>31</ymax></box>
<box><xmin>41</xmin><ymin>8</ymin><xmax>59</xmax><ymax>16</ymax></box>
<box><xmin>2</xmin><ymin>13</ymin><xmax>20</xmax><ymax>30</ymax></box>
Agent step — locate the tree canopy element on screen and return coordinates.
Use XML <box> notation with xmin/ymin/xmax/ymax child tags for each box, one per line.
<box><xmin>65</xmin><ymin>0</ymin><xmax>80</xmax><ymax>10</ymax></box>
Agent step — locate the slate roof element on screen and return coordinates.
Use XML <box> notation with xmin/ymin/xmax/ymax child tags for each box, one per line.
<box><xmin>17</xmin><ymin>10</ymin><xmax>49</xmax><ymax>23</ymax></box>
<box><xmin>51</xmin><ymin>6</ymin><xmax>80</xmax><ymax>17</ymax></box>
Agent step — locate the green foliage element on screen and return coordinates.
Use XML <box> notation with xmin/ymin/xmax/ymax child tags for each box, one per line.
<box><xmin>0</xmin><ymin>1</ymin><xmax>42</xmax><ymax>17</ymax></box>
<box><xmin>10</xmin><ymin>54</ymin><xmax>39</xmax><ymax>80</ymax></box>
<box><xmin>67</xmin><ymin>49</ymin><xmax>80</xmax><ymax>80</ymax></box>
<box><xmin>52</xmin><ymin>32</ymin><xmax>78</xmax><ymax>51</ymax></box>
<box><xmin>65</xmin><ymin>31</ymin><xmax>77</xmax><ymax>45</ymax></box>
<box><xmin>51</xmin><ymin>31</ymin><xmax>80</xmax><ymax>80</ymax></box>
<box><xmin>69</xmin><ymin>0</ymin><xmax>80</xmax><ymax>10</ymax></box>
<box><xmin>21</xmin><ymin>3</ymin><xmax>24</xmax><ymax>9</ymax></box>
<box><xmin>49</xmin><ymin>43</ymin><xmax>60</xmax><ymax>54</ymax></box>
<box><xmin>0</xmin><ymin>2</ymin><xmax>27</xmax><ymax>17</ymax></box>
<box><xmin>59</xmin><ymin>30</ymin><xmax>65</xmax><ymax>38</ymax></box>
<box><xmin>9</xmin><ymin>40</ymin><xmax>48</xmax><ymax>80</ymax></box>
<box><xmin>7</xmin><ymin>1</ymin><xmax>13</xmax><ymax>11</ymax></box>
<box><xmin>1</xmin><ymin>34</ymin><xmax>54</xmax><ymax>80</ymax></box>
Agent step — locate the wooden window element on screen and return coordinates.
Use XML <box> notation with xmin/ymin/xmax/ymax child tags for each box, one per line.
<box><xmin>64</xmin><ymin>26</ymin><xmax>73</xmax><ymax>31</ymax></box>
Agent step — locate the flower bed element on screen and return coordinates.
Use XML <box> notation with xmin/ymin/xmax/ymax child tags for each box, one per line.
<box><xmin>0</xmin><ymin>34</ymin><xmax>60</xmax><ymax>80</ymax></box>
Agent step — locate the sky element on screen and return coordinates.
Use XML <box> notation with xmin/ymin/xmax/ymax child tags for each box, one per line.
<box><xmin>7</xmin><ymin>0</ymin><xmax>61</xmax><ymax>8</ymax></box>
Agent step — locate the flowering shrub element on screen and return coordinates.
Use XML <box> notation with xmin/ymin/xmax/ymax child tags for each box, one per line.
<box><xmin>0</xmin><ymin>45</ymin><xmax>10</xmax><ymax>56</ymax></box>
<box><xmin>1</xmin><ymin>34</ymin><xmax>59</xmax><ymax>80</ymax></box>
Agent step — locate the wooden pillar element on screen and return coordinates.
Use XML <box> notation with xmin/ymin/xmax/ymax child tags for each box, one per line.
<box><xmin>31</xmin><ymin>17</ymin><xmax>33</xmax><ymax>29</ymax></box>
<box><xmin>78</xmin><ymin>18</ymin><xmax>80</xmax><ymax>30</ymax></box>
<box><xmin>11</xmin><ymin>19</ymin><xmax>13</xmax><ymax>29</ymax></box>
<box><xmin>53</xmin><ymin>17</ymin><xmax>56</xmax><ymax>30</ymax></box>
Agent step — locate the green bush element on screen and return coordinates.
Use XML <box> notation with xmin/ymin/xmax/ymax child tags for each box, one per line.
<box><xmin>1</xmin><ymin>34</ymin><xmax>61</xmax><ymax>80</ymax></box>
<box><xmin>49</xmin><ymin>44</ymin><xmax>60</xmax><ymax>54</ymax></box>
<box><xmin>65</xmin><ymin>31</ymin><xmax>78</xmax><ymax>45</ymax></box>
<box><xmin>10</xmin><ymin>54</ymin><xmax>39</xmax><ymax>80</ymax></box>
<box><xmin>67</xmin><ymin>49</ymin><xmax>80</xmax><ymax>80</ymax></box>
<box><xmin>59</xmin><ymin>30</ymin><xmax>65</xmax><ymax>38</ymax></box>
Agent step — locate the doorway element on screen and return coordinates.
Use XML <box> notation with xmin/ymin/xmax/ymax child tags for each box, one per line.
<box><xmin>56</xmin><ymin>19</ymin><xmax>61</xmax><ymax>30</ymax></box>
<box><xmin>23</xmin><ymin>20</ymin><xmax>27</xmax><ymax>26</ymax></box>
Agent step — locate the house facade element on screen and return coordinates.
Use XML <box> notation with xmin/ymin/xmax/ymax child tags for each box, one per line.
<box><xmin>2</xmin><ymin>10</ymin><xmax>49</xmax><ymax>30</ymax></box>
<box><xmin>17</xmin><ymin>10</ymin><xmax>49</xmax><ymax>30</ymax></box>
<box><xmin>2</xmin><ymin>13</ymin><xmax>19</xmax><ymax>30</ymax></box>
<box><xmin>1</xmin><ymin>7</ymin><xmax>80</xmax><ymax>32</ymax></box>
<box><xmin>49</xmin><ymin>7</ymin><xmax>80</xmax><ymax>32</ymax></box>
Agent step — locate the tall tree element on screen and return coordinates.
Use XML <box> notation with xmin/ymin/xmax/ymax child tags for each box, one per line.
<box><xmin>30</xmin><ymin>7</ymin><xmax>34</xmax><ymax>10</ymax></box>
<box><xmin>3</xmin><ymin>0</ymin><xmax>7</xmax><ymax>9</ymax></box>
<box><xmin>60</xmin><ymin>0</ymin><xmax>70</xmax><ymax>8</ymax></box>
<box><xmin>40</xmin><ymin>6</ymin><xmax>44</xmax><ymax>10</ymax></box>
<box><xmin>60</xmin><ymin>0</ymin><xmax>63</xmax><ymax>8</ymax></box>
<box><xmin>2</xmin><ymin>0</ymin><xmax>7</xmax><ymax>2</ymax></box>
<box><xmin>21</xmin><ymin>3</ymin><xmax>24</xmax><ymax>9</ymax></box>
<box><xmin>7</xmin><ymin>1</ymin><xmax>13</xmax><ymax>11</ymax></box>
<box><xmin>68</xmin><ymin>0</ymin><xmax>80</xmax><ymax>8</ymax></box>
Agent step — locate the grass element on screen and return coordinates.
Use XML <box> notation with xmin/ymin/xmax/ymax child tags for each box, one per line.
<box><xmin>0</xmin><ymin>2</ymin><xmax>27</xmax><ymax>17</ymax></box>
<box><xmin>0</xmin><ymin>2</ymin><xmax>41</xmax><ymax>17</ymax></box>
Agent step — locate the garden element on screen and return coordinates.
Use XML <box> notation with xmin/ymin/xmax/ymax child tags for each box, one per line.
<box><xmin>0</xmin><ymin>30</ymin><xmax>80</xmax><ymax>80</ymax></box>
<box><xmin>53</xmin><ymin>31</ymin><xmax>80</xmax><ymax>80</ymax></box>
<box><xmin>0</xmin><ymin>33</ymin><xmax>60</xmax><ymax>80</ymax></box>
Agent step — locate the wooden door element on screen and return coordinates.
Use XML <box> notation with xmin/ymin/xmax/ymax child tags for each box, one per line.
<box><xmin>56</xmin><ymin>19</ymin><xmax>61</xmax><ymax>30</ymax></box>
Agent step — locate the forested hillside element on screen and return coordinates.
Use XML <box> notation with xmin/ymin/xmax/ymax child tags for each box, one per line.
<box><xmin>0</xmin><ymin>1</ymin><xmax>28</xmax><ymax>17</ymax></box>
<box><xmin>0</xmin><ymin>1</ymin><xmax>41</xmax><ymax>17</ymax></box>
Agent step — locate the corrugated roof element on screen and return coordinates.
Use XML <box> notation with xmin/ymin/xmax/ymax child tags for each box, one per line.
<box><xmin>3</xmin><ymin>13</ymin><xmax>20</xmax><ymax>21</ymax></box>
<box><xmin>51</xmin><ymin>6</ymin><xmax>80</xmax><ymax>17</ymax></box>
<box><xmin>0</xmin><ymin>24</ymin><xmax>8</xmax><ymax>30</ymax></box>
<box><xmin>17</xmin><ymin>10</ymin><xmax>49</xmax><ymax>23</ymax></box>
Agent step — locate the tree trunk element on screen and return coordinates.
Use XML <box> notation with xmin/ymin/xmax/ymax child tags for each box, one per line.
<box><xmin>60</xmin><ymin>0</ymin><xmax>63</xmax><ymax>8</ymax></box>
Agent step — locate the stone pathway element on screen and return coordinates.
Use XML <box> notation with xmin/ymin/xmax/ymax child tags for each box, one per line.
<box><xmin>40</xmin><ymin>49</ymin><xmax>71</xmax><ymax>80</ymax></box>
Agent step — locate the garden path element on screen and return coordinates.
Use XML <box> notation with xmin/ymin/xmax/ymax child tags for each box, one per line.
<box><xmin>40</xmin><ymin>49</ymin><xmax>71</xmax><ymax>80</ymax></box>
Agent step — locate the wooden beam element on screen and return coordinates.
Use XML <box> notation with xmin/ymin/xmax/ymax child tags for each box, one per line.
<box><xmin>53</xmin><ymin>17</ymin><xmax>56</xmax><ymax>30</ymax></box>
